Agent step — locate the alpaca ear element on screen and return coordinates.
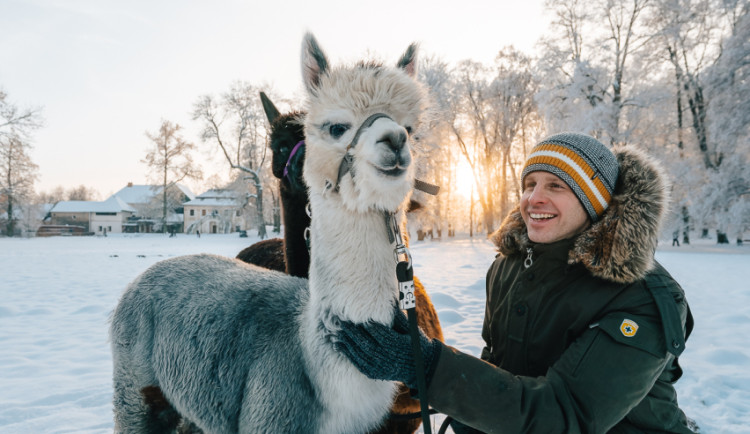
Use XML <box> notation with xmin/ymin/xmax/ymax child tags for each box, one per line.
<box><xmin>301</xmin><ymin>32</ymin><xmax>329</xmax><ymax>94</ymax></box>
<box><xmin>259</xmin><ymin>92</ymin><xmax>280</xmax><ymax>125</ymax></box>
<box><xmin>396</xmin><ymin>43</ymin><xmax>419</xmax><ymax>77</ymax></box>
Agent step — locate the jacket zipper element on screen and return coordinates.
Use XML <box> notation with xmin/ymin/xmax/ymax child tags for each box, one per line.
<box><xmin>524</xmin><ymin>247</ymin><xmax>533</xmax><ymax>269</ymax></box>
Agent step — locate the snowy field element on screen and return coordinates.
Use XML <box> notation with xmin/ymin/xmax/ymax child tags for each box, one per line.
<box><xmin>1</xmin><ymin>231</ymin><xmax>748</xmax><ymax>433</ymax></box>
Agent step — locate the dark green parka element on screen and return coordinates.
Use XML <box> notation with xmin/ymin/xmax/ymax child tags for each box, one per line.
<box><xmin>426</xmin><ymin>147</ymin><xmax>694</xmax><ymax>433</ymax></box>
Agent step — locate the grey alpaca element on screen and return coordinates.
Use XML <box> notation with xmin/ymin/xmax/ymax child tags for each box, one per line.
<box><xmin>110</xmin><ymin>32</ymin><xmax>427</xmax><ymax>434</ymax></box>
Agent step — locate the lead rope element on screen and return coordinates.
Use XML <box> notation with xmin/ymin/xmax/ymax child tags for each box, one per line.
<box><xmin>388</xmin><ymin>213</ymin><xmax>433</xmax><ymax>434</ymax></box>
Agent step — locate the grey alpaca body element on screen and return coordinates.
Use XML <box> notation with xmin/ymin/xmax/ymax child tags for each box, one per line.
<box><xmin>110</xmin><ymin>255</ymin><xmax>319</xmax><ymax>433</ymax></box>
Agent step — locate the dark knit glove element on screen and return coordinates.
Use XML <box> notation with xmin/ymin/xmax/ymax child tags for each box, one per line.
<box><xmin>334</xmin><ymin>306</ymin><xmax>441</xmax><ymax>390</ymax></box>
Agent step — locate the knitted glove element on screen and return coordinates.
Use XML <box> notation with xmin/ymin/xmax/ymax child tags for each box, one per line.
<box><xmin>334</xmin><ymin>306</ymin><xmax>442</xmax><ymax>390</ymax></box>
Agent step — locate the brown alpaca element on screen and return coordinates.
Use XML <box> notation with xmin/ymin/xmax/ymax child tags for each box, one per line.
<box><xmin>237</xmin><ymin>93</ymin><xmax>443</xmax><ymax>434</ymax></box>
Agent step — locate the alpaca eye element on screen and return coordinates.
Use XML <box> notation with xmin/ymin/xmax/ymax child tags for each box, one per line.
<box><xmin>329</xmin><ymin>123</ymin><xmax>350</xmax><ymax>139</ymax></box>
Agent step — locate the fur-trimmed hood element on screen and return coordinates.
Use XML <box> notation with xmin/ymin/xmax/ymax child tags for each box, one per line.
<box><xmin>490</xmin><ymin>146</ymin><xmax>669</xmax><ymax>284</ymax></box>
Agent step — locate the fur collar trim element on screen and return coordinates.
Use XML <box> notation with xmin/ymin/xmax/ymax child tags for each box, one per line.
<box><xmin>489</xmin><ymin>147</ymin><xmax>669</xmax><ymax>284</ymax></box>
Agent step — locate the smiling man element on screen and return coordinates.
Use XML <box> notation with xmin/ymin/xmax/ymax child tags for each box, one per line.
<box><xmin>335</xmin><ymin>133</ymin><xmax>697</xmax><ymax>433</ymax></box>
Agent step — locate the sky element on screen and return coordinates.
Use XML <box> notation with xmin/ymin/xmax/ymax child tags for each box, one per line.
<box><xmin>1</xmin><ymin>0</ymin><xmax>547</xmax><ymax>200</ymax></box>
<box><xmin>1</xmin><ymin>233</ymin><xmax>748</xmax><ymax>432</ymax></box>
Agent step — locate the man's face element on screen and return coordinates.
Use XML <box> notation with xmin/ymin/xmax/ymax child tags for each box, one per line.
<box><xmin>520</xmin><ymin>171</ymin><xmax>590</xmax><ymax>244</ymax></box>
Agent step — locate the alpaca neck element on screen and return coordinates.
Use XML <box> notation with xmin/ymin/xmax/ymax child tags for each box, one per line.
<box><xmin>306</xmin><ymin>194</ymin><xmax>399</xmax><ymax>325</ymax></box>
<box><xmin>281</xmin><ymin>183</ymin><xmax>311</xmax><ymax>278</ymax></box>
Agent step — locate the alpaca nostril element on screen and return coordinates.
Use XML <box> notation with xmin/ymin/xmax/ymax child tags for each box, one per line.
<box><xmin>378</xmin><ymin>131</ymin><xmax>407</xmax><ymax>152</ymax></box>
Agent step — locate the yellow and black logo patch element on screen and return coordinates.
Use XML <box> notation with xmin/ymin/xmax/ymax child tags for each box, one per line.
<box><xmin>620</xmin><ymin>319</ymin><xmax>639</xmax><ymax>337</ymax></box>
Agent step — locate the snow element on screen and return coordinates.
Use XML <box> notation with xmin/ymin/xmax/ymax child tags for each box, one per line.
<box><xmin>1</xmin><ymin>232</ymin><xmax>748</xmax><ymax>433</ymax></box>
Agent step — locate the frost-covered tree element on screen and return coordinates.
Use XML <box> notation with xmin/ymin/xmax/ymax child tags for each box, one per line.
<box><xmin>491</xmin><ymin>47</ymin><xmax>540</xmax><ymax>214</ymax></box>
<box><xmin>0</xmin><ymin>136</ymin><xmax>38</xmax><ymax>236</ymax></box>
<box><xmin>538</xmin><ymin>0</ymin><xmax>653</xmax><ymax>145</ymax></box>
<box><xmin>699</xmin><ymin>1</ymin><xmax>750</xmax><ymax>239</ymax></box>
<box><xmin>0</xmin><ymin>89</ymin><xmax>42</xmax><ymax>236</ymax></box>
<box><xmin>192</xmin><ymin>82</ymin><xmax>273</xmax><ymax>239</ymax></box>
<box><xmin>648</xmin><ymin>0</ymin><xmax>726</xmax><ymax>168</ymax></box>
<box><xmin>644</xmin><ymin>0</ymin><xmax>749</xmax><ymax>240</ymax></box>
<box><xmin>143</xmin><ymin>120</ymin><xmax>203</xmax><ymax>233</ymax></box>
<box><xmin>435</xmin><ymin>50</ymin><xmax>539</xmax><ymax>235</ymax></box>
<box><xmin>416</xmin><ymin>55</ymin><xmax>455</xmax><ymax>236</ymax></box>
<box><xmin>707</xmin><ymin>0</ymin><xmax>750</xmax><ymax>157</ymax></box>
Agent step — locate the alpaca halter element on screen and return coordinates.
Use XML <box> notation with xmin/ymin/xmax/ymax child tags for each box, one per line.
<box><xmin>334</xmin><ymin>113</ymin><xmax>393</xmax><ymax>192</ymax></box>
<box><xmin>330</xmin><ymin>113</ymin><xmax>441</xmax><ymax>196</ymax></box>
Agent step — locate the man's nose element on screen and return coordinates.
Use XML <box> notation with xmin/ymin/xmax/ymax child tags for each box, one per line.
<box><xmin>528</xmin><ymin>186</ymin><xmax>547</xmax><ymax>203</ymax></box>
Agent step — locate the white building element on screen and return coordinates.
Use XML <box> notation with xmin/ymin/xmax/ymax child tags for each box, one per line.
<box><xmin>48</xmin><ymin>196</ymin><xmax>137</xmax><ymax>235</ymax></box>
<box><xmin>183</xmin><ymin>189</ymin><xmax>248</xmax><ymax>234</ymax></box>
<box><xmin>109</xmin><ymin>183</ymin><xmax>195</xmax><ymax>233</ymax></box>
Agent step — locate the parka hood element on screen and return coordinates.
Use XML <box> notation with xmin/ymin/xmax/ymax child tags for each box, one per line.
<box><xmin>490</xmin><ymin>146</ymin><xmax>669</xmax><ymax>284</ymax></box>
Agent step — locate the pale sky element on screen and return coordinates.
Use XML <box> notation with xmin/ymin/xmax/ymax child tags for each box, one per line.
<box><xmin>1</xmin><ymin>0</ymin><xmax>548</xmax><ymax>199</ymax></box>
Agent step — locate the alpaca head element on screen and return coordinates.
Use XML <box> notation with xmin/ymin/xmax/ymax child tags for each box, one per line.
<box><xmin>260</xmin><ymin>92</ymin><xmax>308</xmax><ymax>195</ymax></box>
<box><xmin>300</xmin><ymin>32</ymin><xmax>425</xmax><ymax>213</ymax></box>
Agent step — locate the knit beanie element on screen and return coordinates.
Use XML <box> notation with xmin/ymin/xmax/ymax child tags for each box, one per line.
<box><xmin>521</xmin><ymin>133</ymin><xmax>619</xmax><ymax>222</ymax></box>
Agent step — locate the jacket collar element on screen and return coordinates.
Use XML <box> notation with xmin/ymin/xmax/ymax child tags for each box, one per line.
<box><xmin>490</xmin><ymin>147</ymin><xmax>668</xmax><ymax>284</ymax></box>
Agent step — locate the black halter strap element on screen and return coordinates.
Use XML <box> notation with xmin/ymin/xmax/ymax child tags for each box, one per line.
<box><xmin>335</xmin><ymin>113</ymin><xmax>393</xmax><ymax>192</ymax></box>
<box><xmin>332</xmin><ymin>113</ymin><xmax>440</xmax><ymax>197</ymax></box>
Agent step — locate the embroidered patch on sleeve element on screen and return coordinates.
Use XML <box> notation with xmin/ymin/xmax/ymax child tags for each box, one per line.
<box><xmin>620</xmin><ymin>319</ymin><xmax>639</xmax><ymax>337</ymax></box>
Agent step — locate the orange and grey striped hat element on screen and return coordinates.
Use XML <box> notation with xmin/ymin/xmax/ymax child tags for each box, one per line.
<box><xmin>521</xmin><ymin>133</ymin><xmax>619</xmax><ymax>222</ymax></box>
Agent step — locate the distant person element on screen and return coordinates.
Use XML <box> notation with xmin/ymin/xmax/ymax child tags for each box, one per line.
<box><xmin>335</xmin><ymin>133</ymin><xmax>696</xmax><ymax>433</ymax></box>
<box><xmin>673</xmin><ymin>229</ymin><xmax>681</xmax><ymax>246</ymax></box>
<box><xmin>196</xmin><ymin>230</ymin><xmax>200</xmax><ymax>238</ymax></box>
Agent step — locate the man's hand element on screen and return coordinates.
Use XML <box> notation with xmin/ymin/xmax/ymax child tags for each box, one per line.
<box><xmin>334</xmin><ymin>306</ymin><xmax>441</xmax><ymax>390</ymax></box>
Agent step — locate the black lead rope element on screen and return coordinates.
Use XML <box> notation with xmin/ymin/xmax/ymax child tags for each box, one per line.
<box><xmin>397</xmin><ymin>260</ymin><xmax>432</xmax><ymax>434</ymax></box>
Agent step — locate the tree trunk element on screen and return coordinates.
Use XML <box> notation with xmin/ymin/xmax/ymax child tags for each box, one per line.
<box><xmin>247</xmin><ymin>173</ymin><xmax>267</xmax><ymax>239</ymax></box>
<box><xmin>681</xmin><ymin>206</ymin><xmax>690</xmax><ymax>245</ymax></box>
<box><xmin>469</xmin><ymin>184</ymin><xmax>474</xmax><ymax>238</ymax></box>
<box><xmin>5</xmin><ymin>199</ymin><xmax>14</xmax><ymax>236</ymax></box>
<box><xmin>271</xmin><ymin>190</ymin><xmax>281</xmax><ymax>234</ymax></box>
<box><xmin>162</xmin><ymin>184</ymin><xmax>168</xmax><ymax>234</ymax></box>
<box><xmin>685</xmin><ymin>80</ymin><xmax>715</xmax><ymax>169</ymax></box>
<box><xmin>668</xmin><ymin>47</ymin><xmax>685</xmax><ymax>150</ymax></box>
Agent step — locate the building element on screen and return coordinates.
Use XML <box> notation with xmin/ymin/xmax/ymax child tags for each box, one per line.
<box><xmin>109</xmin><ymin>183</ymin><xmax>195</xmax><ymax>233</ymax></box>
<box><xmin>47</xmin><ymin>196</ymin><xmax>137</xmax><ymax>235</ymax></box>
<box><xmin>183</xmin><ymin>189</ymin><xmax>248</xmax><ymax>234</ymax></box>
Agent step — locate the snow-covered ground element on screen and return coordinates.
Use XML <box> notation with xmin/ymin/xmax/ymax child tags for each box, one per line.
<box><xmin>1</xmin><ymin>231</ymin><xmax>748</xmax><ymax>433</ymax></box>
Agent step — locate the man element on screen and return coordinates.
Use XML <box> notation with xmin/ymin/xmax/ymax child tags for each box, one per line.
<box><xmin>335</xmin><ymin>133</ymin><xmax>695</xmax><ymax>433</ymax></box>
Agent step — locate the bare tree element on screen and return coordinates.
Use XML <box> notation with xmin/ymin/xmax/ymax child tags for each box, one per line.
<box><xmin>143</xmin><ymin>120</ymin><xmax>203</xmax><ymax>233</ymax></box>
<box><xmin>67</xmin><ymin>185</ymin><xmax>101</xmax><ymax>201</ymax></box>
<box><xmin>0</xmin><ymin>136</ymin><xmax>38</xmax><ymax>236</ymax></box>
<box><xmin>442</xmin><ymin>52</ymin><xmax>538</xmax><ymax>235</ymax></box>
<box><xmin>491</xmin><ymin>48</ymin><xmax>539</xmax><ymax>217</ymax></box>
<box><xmin>0</xmin><ymin>90</ymin><xmax>42</xmax><ymax>236</ymax></box>
<box><xmin>36</xmin><ymin>186</ymin><xmax>66</xmax><ymax>205</ymax></box>
<box><xmin>192</xmin><ymin>81</ymin><xmax>271</xmax><ymax>239</ymax></box>
<box><xmin>0</xmin><ymin>90</ymin><xmax>42</xmax><ymax>141</ymax></box>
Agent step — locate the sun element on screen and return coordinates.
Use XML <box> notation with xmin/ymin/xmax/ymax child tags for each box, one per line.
<box><xmin>455</xmin><ymin>160</ymin><xmax>476</xmax><ymax>199</ymax></box>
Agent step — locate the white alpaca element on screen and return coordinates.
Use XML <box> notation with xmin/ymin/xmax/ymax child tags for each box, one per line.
<box><xmin>109</xmin><ymin>33</ymin><xmax>426</xmax><ymax>434</ymax></box>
